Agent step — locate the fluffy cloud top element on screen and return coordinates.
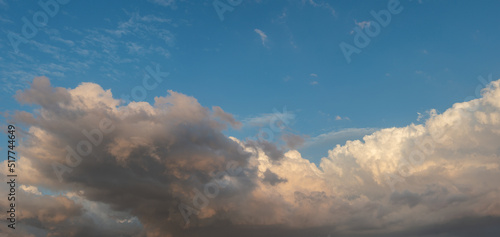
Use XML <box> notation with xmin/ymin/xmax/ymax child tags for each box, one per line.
<box><xmin>2</xmin><ymin>77</ymin><xmax>500</xmax><ymax>236</ymax></box>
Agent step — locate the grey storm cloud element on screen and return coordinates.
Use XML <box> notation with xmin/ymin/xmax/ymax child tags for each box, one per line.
<box><xmin>212</xmin><ymin>105</ymin><xmax>242</xmax><ymax>129</ymax></box>
<box><xmin>263</xmin><ymin>169</ymin><xmax>288</xmax><ymax>186</ymax></box>
<box><xmin>2</xmin><ymin>77</ymin><xmax>500</xmax><ymax>236</ymax></box>
<box><xmin>4</xmin><ymin>77</ymin><xmax>257</xmax><ymax>236</ymax></box>
<box><xmin>246</xmin><ymin>139</ymin><xmax>285</xmax><ymax>162</ymax></box>
<box><xmin>281</xmin><ymin>133</ymin><xmax>305</xmax><ymax>149</ymax></box>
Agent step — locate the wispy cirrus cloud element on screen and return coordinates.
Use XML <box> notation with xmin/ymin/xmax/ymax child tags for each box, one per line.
<box><xmin>243</xmin><ymin>109</ymin><xmax>295</xmax><ymax>128</ymax></box>
<box><xmin>304</xmin><ymin>0</ymin><xmax>336</xmax><ymax>16</ymax></box>
<box><xmin>254</xmin><ymin>28</ymin><xmax>268</xmax><ymax>46</ymax></box>
<box><xmin>335</xmin><ymin>115</ymin><xmax>350</xmax><ymax>120</ymax></box>
<box><xmin>148</xmin><ymin>0</ymin><xmax>177</xmax><ymax>8</ymax></box>
<box><xmin>0</xmin><ymin>11</ymin><xmax>175</xmax><ymax>93</ymax></box>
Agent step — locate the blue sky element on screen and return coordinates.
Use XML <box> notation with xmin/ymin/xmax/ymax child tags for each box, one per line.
<box><xmin>2</xmin><ymin>0</ymin><xmax>500</xmax><ymax>162</ymax></box>
<box><xmin>3</xmin><ymin>1</ymin><xmax>500</xmax><ymax>236</ymax></box>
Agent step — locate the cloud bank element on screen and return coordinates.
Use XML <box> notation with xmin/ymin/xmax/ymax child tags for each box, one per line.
<box><xmin>2</xmin><ymin>77</ymin><xmax>500</xmax><ymax>236</ymax></box>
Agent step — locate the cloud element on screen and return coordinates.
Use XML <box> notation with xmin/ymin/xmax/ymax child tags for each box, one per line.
<box><xmin>350</xmin><ymin>20</ymin><xmax>371</xmax><ymax>34</ymax></box>
<box><xmin>7</xmin><ymin>77</ymin><xmax>254</xmax><ymax>236</ymax></box>
<box><xmin>282</xmin><ymin>133</ymin><xmax>305</xmax><ymax>149</ymax></box>
<box><xmin>247</xmin><ymin>140</ymin><xmax>285</xmax><ymax>162</ymax></box>
<box><xmin>148</xmin><ymin>0</ymin><xmax>177</xmax><ymax>8</ymax></box>
<box><xmin>212</xmin><ymin>106</ymin><xmax>242</xmax><ymax>129</ymax></box>
<box><xmin>301</xmin><ymin>127</ymin><xmax>378</xmax><ymax>155</ymax></box>
<box><xmin>357</xmin><ymin>20</ymin><xmax>371</xmax><ymax>29</ymax></box>
<box><xmin>414</xmin><ymin>70</ymin><xmax>432</xmax><ymax>79</ymax></box>
<box><xmin>335</xmin><ymin>115</ymin><xmax>349</xmax><ymax>120</ymax></box>
<box><xmin>243</xmin><ymin>108</ymin><xmax>294</xmax><ymax>128</ymax></box>
<box><xmin>19</xmin><ymin>185</ymin><xmax>42</xmax><ymax>195</ymax></box>
<box><xmin>305</xmin><ymin>0</ymin><xmax>336</xmax><ymax>16</ymax></box>
<box><xmin>309</xmin><ymin>73</ymin><xmax>318</xmax><ymax>85</ymax></box>
<box><xmin>263</xmin><ymin>169</ymin><xmax>288</xmax><ymax>186</ymax></box>
<box><xmin>356</xmin><ymin>20</ymin><xmax>371</xmax><ymax>29</ymax></box>
<box><xmin>105</xmin><ymin>12</ymin><xmax>175</xmax><ymax>46</ymax></box>
<box><xmin>254</xmin><ymin>29</ymin><xmax>268</xmax><ymax>46</ymax></box>
<box><xmin>0</xmin><ymin>15</ymin><xmax>13</xmax><ymax>24</ymax></box>
<box><xmin>49</xmin><ymin>35</ymin><xmax>75</xmax><ymax>47</ymax></box>
<box><xmin>5</xmin><ymin>77</ymin><xmax>500</xmax><ymax>236</ymax></box>
<box><xmin>0</xmin><ymin>11</ymin><xmax>175</xmax><ymax>94</ymax></box>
